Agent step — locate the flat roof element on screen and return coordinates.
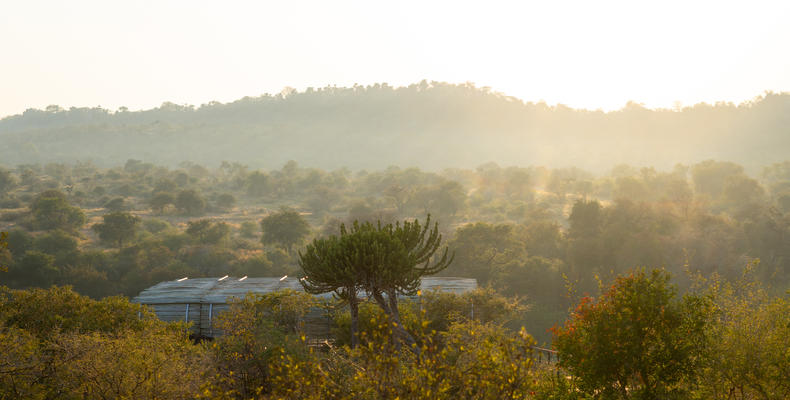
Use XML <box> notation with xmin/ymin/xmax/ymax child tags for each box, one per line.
<box><xmin>132</xmin><ymin>276</ymin><xmax>478</xmax><ymax>305</ymax></box>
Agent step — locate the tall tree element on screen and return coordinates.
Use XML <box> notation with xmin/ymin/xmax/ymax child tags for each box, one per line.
<box><xmin>349</xmin><ymin>216</ymin><xmax>453</xmax><ymax>347</ymax></box>
<box><xmin>299</xmin><ymin>216</ymin><xmax>452</xmax><ymax>348</ymax></box>
<box><xmin>299</xmin><ymin>234</ymin><xmax>365</xmax><ymax>348</ymax></box>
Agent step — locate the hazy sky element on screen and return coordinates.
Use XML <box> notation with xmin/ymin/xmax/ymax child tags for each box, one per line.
<box><xmin>2</xmin><ymin>0</ymin><xmax>789</xmax><ymax>118</ymax></box>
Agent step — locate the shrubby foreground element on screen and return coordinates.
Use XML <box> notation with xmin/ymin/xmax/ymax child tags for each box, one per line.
<box><xmin>0</xmin><ymin>265</ymin><xmax>787</xmax><ymax>399</ymax></box>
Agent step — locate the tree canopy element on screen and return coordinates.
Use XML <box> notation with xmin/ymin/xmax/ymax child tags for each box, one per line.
<box><xmin>299</xmin><ymin>216</ymin><xmax>452</xmax><ymax>348</ymax></box>
<box><xmin>30</xmin><ymin>190</ymin><xmax>85</xmax><ymax>232</ymax></box>
<box><xmin>175</xmin><ymin>189</ymin><xmax>205</xmax><ymax>216</ymax></box>
<box><xmin>185</xmin><ymin>219</ymin><xmax>230</xmax><ymax>245</ymax></box>
<box><xmin>553</xmin><ymin>269</ymin><xmax>711</xmax><ymax>399</ymax></box>
<box><xmin>92</xmin><ymin>212</ymin><xmax>140</xmax><ymax>248</ymax></box>
<box><xmin>261</xmin><ymin>208</ymin><xmax>310</xmax><ymax>253</ymax></box>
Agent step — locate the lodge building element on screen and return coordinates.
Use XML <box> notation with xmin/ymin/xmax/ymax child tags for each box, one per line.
<box><xmin>132</xmin><ymin>276</ymin><xmax>477</xmax><ymax>338</ymax></box>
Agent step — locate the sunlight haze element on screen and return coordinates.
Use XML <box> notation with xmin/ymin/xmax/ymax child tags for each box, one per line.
<box><xmin>1</xmin><ymin>3</ymin><xmax>790</xmax><ymax>396</ymax></box>
<box><xmin>1</xmin><ymin>0</ymin><xmax>789</xmax><ymax>117</ymax></box>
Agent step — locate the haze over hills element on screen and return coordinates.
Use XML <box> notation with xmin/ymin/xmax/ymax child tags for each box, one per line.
<box><xmin>1</xmin><ymin>81</ymin><xmax>788</xmax><ymax>172</ymax></box>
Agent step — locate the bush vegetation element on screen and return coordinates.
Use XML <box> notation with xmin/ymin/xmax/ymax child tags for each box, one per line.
<box><xmin>0</xmin><ymin>157</ymin><xmax>788</xmax><ymax>398</ymax></box>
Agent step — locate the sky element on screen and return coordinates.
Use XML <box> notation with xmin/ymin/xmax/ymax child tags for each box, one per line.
<box><xmin>1</xmin><ymin>0</ymin><xmax>789</xmax><ymax>118</ymax></box>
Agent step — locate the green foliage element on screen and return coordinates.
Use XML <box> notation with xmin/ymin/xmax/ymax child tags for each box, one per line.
<box><xmin>29</xmin><ymin>190</ymin><xmax>85</xmax><ymax>231</ymax></box>
<box><xmin>92</xmin><ymin>211</ymin><xmax>140</xmax><ymax>248</ymax></box>
<box><xmin>142</xmin><ymin>217</ymin><xmax>171</xmax><ymax>233</ymax></box>
<box><xmin>435</xmin><ymin>321</ymin><xmax>536</xmax><ymax>399</ymax></box>
<box><xmin>10</xmin><ymin>251</ymin><xmax>58</xmax><ymax>286</ymax></box>
<box><xmin>215</xmin><ymin>192</ymin><xmax>236</xmax><ymax>210</ymax></box>
<box><xmin>446</xmin><ymin>222</ymin><xmax>525</xmax><ymax>284</ymax></box>
<box><xmin>180</xmin><ymin>246</ymin><xmax>235</xmax><ymax>277</ymax></box>
<box><xmin>408</xmin><ymin>180</ymin><xmax>467</xmax><ymax>221</ymax></box>
<box><xmin>691</xmin><ymin>160</ymin><xmax>745</xmax><ymax>199</ymax></box>
<box><xmin>6</xmin><ymin>229</ymin><xmax>33</xmax><ymax>256</ymax></box>
<box><xmin>0</xmin><ymin>286</ymin><xmax>157</xmax><ymax>339</ymax></box>
<box><xmin>332</xmin><ymin>287</ymin><xmax>526</xmax><ymax>349</ymax></box>
<box><xmin>553</xmin><ymin>269</ymin><xmax>711</xmax><ymax>399</ymax></box>
<box><xmin>420</xmin><ymin>287</ymin><xmax>527</xmax><ymax>333</ymax></box>
<box><xmin>351</xmin><ymin>216</ymin><xmax>454</xmax><ymax>335</ymax></box>
<box><xmin>0</xmin><ymin>167</ymin><xmax>16</xmax><ymax>195</ymax></box>
<box><xmin>148</xmin><ymin>191</ymin><xmax>175</xmax><ymax>213</ymax></box>
<box><xmin>306</xmin><ymin>185</ymin><xmax>341</xmax><ymax>215</ymax></box>
<box><xmin>0</xmin><ymin>231</ymin><xmax>7</xmax><ymax>272</ymax></box>
<box><xmin>492</xmin><ymin>257</ymin><xmax>570</xmax><ymax>343</ymax></box>
<box><xmin>231</xmin><ymin>254</ymin><xmax>276</xmax><ymax>277</ymax></box>
<box><xmin>46</xmin><ymin>327</ymin><xmax>205</xmax><ymax>399</ymax></box>
<box><xmin>175</xmin><ymin>189</ymin><xmax>206</xmax><ymax>216</ymax></box>
<box><xmin>330</xmin><ymin>301</ymin><xmax>411</xmax><ymax>347</ymax></box>
<box><xmin>239</xmin><ymin>220</ymin><xmax>259</xmax><ymax>238</ymax></box>
<box><xmin>91</xmin><ymin>185</ymin><xmax>106</xmax><ymax>197</ymax></box>
<box><xmin>219</xmin><ymin>289</ymin><xmax>317</xmax><ymax>336</ymax></box>
<box><xmin>260</xmin><ymin>207</ymin><xmax>310</xmax><ymax>253</ymax></box>
<box><xmin>159</xmin><ymin>231</ymin><xmax>192</xmax><ymax>252</ymax></box>
<box><xmin>209</xmin><ymin>290</ymin><xmax>316</xmax><ymax>397</ymax></box>
<box><xmin>32</xmin><ymin>230</ymin><xmax>77</xmax><ymax>255</ymax></box>
<box><xmin>0</xmin><ymin>324</ymin><xmax>46</xmax><ymax>399</ymax></box>
<box><xmin>300</xmin><ymin>216</ymin><xmax>452</xmax><ymax>348</ymax></box>
<box><xmin>249</xmin><ymin>307</ymin><xmax>540</xmax><ymax>400</ymax></box>
<box><xmin>103</xmin><ymin>196</ymin><xmax>126</xmax><ymax>212</ymax></box>
<box><xmin>494</xmin><ymin>256</ymin><xmax>564</xmax><ymax>301</ymax></box>
<box><xmin>532</xmin><ymin>366</ymin><xmax>590</xmax><ymax>400</ymax></box>
<box><xmin>329</xmin><ymin>317</ymin><xmax>537</xmax><ymax>400</ymax></box>
<box><xmin>568</xmin><ymin>199</ymin><xmax>603</xmax><ymax>238</ymax></box>
<box><xmin>721</xmin><ymin>174</ymin><xmax>766</xmax><ymax>211</ymax></box>
<box><xmin>2</xmin><ymin>155</ymin><xmax>790</xmax><ymax>398</ymax></box>
<box><xmin>246</xmin><ymin>170</ymin><xmax>271</xmax><ymax>196</ymax></box>
<box><xmin>6</xmin><ymin>87</ymin><xmax>790</xmax><ymax>174</ymax></box>
<box><xmin>186</xmin><ymin>219</ymin><xmax>230</xmax><ymax>245</ymax></box>
<box><xmin>0</xmin><ymin>195</ymin><xmax>22</xmax><ymax>208</ymax></box>
<box><xmin>693</xmin><ymin>265</ymin><xmax>790</xmax><ymax>399</ymax></box>
<box><xmin>341</xmin><ymin>217</ymin><xmax>453</xmax><ymax>296</ymax></box>
<box><xmin>31</xmin><ymin>229</ymin><xmax>79</xmax><ymax>267</ymax></box>
<box><xmin>0</xmin><ymin>286</ymin><xmax>200</xmax><ymax>399</ymax></box>
<box><xmin>265</xmin><ymin>247</ymin><xmax>293</xmax><ymax>273</ymax></box>
<box><xmin>299</xmin><ymin>231</ymin><xmax>363</xmax><ymax>345</ymax></box>
<box><xmin>523</xmin><ymin>220</ymin><xmax>565</xmax><ymax>259</ymax></box>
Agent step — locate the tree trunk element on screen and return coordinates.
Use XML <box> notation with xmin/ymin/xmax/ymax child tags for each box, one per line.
<box><xmin>372</xmin><ymin>290</ymin><xmax>392</xmax><ymax>315</ymax></box>
<box><xmin>349</xmin><ymin>291</ymin><xmax>360</xmax><ymax>349</ymax></box>
<box><xmin>386</xmin><ymin>290</ymin><xmax>417</xmax><ymax>350</ymax></box>
<box><xmin>371</xmin><ymin>290</ymin><xmax>418</xmax><ymax>352</ymax></box>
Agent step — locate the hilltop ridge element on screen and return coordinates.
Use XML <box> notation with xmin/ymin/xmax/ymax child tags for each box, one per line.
<box><xmin>1</xmin><ymin>82</ymin><xmax>788</xmax><ymax>172</ymax></box>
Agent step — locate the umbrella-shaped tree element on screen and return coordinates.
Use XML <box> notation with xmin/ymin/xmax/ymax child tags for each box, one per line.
<box><xmin>299</xmin><ymin>215</ymin><xmax>452</xmax><ymax>349</ymax></box>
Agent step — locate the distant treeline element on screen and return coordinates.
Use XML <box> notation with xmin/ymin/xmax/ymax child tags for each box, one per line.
<box><xmin>1</xmin><ymin>82</ymin><xmax>789</xmax><ymax>171</ymax></box>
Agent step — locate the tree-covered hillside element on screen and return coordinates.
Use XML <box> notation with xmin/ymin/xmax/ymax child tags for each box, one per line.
<box><xmin>1</xmin><ymin>82</ymin><xmax>789</xmax><ymax>171</ymax></box>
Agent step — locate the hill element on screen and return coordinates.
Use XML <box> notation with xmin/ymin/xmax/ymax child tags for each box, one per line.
<box><xmin>1</xmin><ymin>81</ymin><xmax>788</xmax><ymax>171</ymax></box>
